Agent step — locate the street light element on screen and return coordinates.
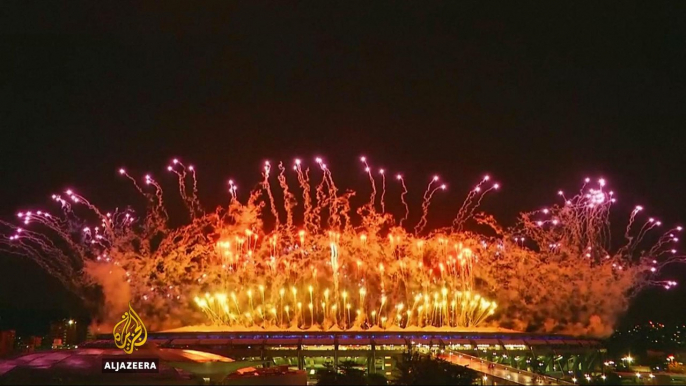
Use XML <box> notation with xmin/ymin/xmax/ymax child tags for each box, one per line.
<box><xmin>68</xmin><ymin>319</ymin><xmax>74</xmax><ymax>326</ymax></box>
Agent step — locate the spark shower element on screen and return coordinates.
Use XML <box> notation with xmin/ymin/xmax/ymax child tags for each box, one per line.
<box><xmin>0</xmin><ymin>156</ymin><xmax>682</xmax><ymax>337</ymax></box>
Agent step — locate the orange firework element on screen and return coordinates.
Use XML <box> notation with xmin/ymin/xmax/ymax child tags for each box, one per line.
<box><xmin>0</xmin><ymin>157</ymin><xmax>682</xmax><ymax>336</ymax></box>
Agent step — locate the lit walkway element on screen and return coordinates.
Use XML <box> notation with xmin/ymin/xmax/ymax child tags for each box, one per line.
<box><xmin>439</xmin><ymin>352</ymin><xmax>573</xmax><ymax>385</ymax></box>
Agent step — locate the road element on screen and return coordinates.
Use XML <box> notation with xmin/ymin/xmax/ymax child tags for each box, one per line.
<box><xmin>439</xmin><ymin>352</ymin><xmax>573</xmax><ymax>385</ymax></box>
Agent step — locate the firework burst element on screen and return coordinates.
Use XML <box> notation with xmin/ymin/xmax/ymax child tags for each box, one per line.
<box><xmin>0</xmin><ymin>158</ymin><xmax>682</xmax><ymax>336</ymax></box>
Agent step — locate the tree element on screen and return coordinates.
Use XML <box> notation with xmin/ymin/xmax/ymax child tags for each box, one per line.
<box><xmin>392</xmin><ymin>351</ymin><xmax>476</xmax><ymax>385</ymax></box>
<box><xmin>367</xmin><ymin>372</ymin><xmax>389</xmax><ymax>385</ymax></box>
<box><xmin>317</xmin><ymin>360</ymin><xmax>387</xmax><ymax>386</ymax></box>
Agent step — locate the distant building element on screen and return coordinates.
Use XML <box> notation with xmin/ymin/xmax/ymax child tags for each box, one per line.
<box><xmin>48</xmin><ymin>319</ymin><xmax>79</xmax><ymax>348</ymax></box>
<box><xmin>12</xmin><ymin>335</ymin><xmax>42</xmax><ymax>353</ymax></box>
<box><xmin>611</xmin><ymin>322</ymin><xmax>686</xmax><ymax>350</ymax></box>
<box><xmin>85</xmin><ymin>328</ymin><xmax>97</xmax><ymax>342</ymax></box>
<box><xmin>27</xmin><ymin>336</ymin><xmax>42</xmax><ymax>352</ymax></box>
<box><xmin>0</xmin><ymin>330</ymin><xmax>15</xmax><ymax>357</ymax></box>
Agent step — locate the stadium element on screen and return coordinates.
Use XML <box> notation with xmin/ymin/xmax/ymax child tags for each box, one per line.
<box><xmin>90</xmin><ymin>329</ymin><xmax>603</xmax><ymax>385</ymax></box>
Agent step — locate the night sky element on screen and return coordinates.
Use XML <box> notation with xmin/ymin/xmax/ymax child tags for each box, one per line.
<box><xmin>1</xmin><ymin>2</ymin><xmax>686</xmax><ymax>335</ymax></box>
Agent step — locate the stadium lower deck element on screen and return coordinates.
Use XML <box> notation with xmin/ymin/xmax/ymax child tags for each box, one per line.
<box><xmin>96</xmin><ymin>330</ymin><xmax>604</xmax><ymax>383</ymax></box>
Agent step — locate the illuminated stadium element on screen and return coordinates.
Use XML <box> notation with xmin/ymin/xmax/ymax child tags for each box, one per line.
<box><xmin>90</xmin><ymin>329</ymin><xmax>602</xmax><ymax>384</ymax></box>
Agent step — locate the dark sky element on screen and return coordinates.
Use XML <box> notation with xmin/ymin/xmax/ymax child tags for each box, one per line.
<box><xmin>1</xmin><ymin>1</ymin><xmax>686</xmax><ymax>335</ymax></box>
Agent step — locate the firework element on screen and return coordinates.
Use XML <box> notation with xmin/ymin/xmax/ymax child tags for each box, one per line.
<box><xmin>0</xmin><ymin>158</ymin><xmax>682</xmax><ymax>336</ymax></box>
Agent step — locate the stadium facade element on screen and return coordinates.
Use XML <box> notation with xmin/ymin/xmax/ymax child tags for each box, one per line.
<box><xmin>98</xmin><ymin>330</ymin><xmax>604</xmax><ymax>382</ymax></box>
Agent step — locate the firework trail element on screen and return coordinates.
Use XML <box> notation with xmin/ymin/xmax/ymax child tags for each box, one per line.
<box><xmin>190</xmin><ymin>165</ymin><xmax>201</xmax><ymax>210</ymax></box>
<box><xmin>397</xmin><ymin>174</ymin><xmax>410</xmax><ymax>227</ymax></box>
<box><xmin>463</xmin><ymin>183</ymin><xmax>500</xmax><ymax>224</ymax></box>
<box><xmin>360</xmin><ymin>156</ymin><xmax>376</xmax><ymax>209</ymax></box>
<box><xmin>277</xmin><ymin>162</ymin><xmax>296</xmax><ymax>230</ymax></box>
<box><xmin>120</xmin><ymin>169</ymin><xmax>168</xmax><ymax>223</ymax></box>
<box><xmin>624</xmin><ymin>205</ymin><xmax>642</xmax><ymax>242</ymax></box>
<box><xmin>317</xmin><ymin>158</ymin><xmax>341</xmax><ymax>230</ymax></box>
<box><xmin>166</xmin><ymin>159</ymin><xmax>200</xmax><ymax>217</ymax></box>
<box><xmin>293</xmin><ymin>160</ymin><xmax>313</xmax><ymax>233</ymax></box>
<box><xmin>262</xmin><ymin>161</ymin><xmax>280</xmax><ymax>228</ymax></box>
<box><xmin>453</xmin><ymin>175</ymin><xmax>494</xmax><ymax>232</ymax></box>
<box><xmin>380</xmin><ymin>169</ymin><xmax>387</xmax><ymax>214</ymax></box>
<box><xmin>414</xmin><ymin>176</ymin><xmax>446</xmax><ymax>235</ymax></box>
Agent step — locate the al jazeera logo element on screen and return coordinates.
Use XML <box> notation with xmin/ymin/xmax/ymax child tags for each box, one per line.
<box><xmin>101</xmin><ymin>303</ymin><xmax>159</xmax><ymax>373</ymax></box>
